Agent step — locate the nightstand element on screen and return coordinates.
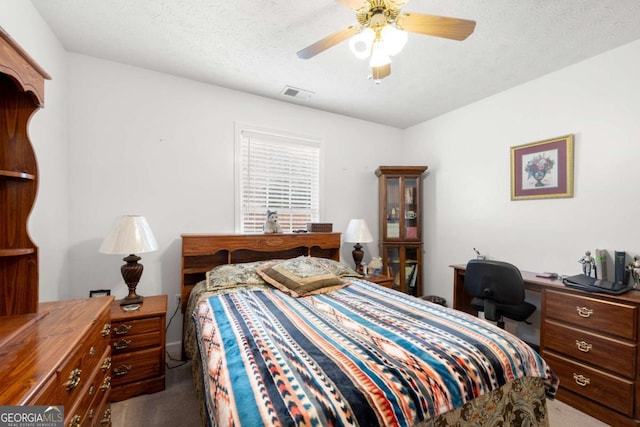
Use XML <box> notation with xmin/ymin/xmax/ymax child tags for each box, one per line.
<box><xmin>364</xmin><ymin>274</ymin><xmax>394</xmax><ymax>288</ymax></box>
<box><xmin>109</xmin><ymin>294</ymin><xmax>167</xmax><ymax>402</ymax></box>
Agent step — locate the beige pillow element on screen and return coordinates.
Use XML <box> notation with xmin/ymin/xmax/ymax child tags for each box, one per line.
<box><xmin>204</xmin><ymin>260</ymin><xmax>269</xmax><ymax>291</ymax></box>
<box><xmin>311</xmin><ymin>257</ymin><xmax>360</xmax><ymax>277</ymax></box>
<box><xmin>256</xmin><ymin>257</ymin><xmax>347</xmax><ymax>297</ymax></box>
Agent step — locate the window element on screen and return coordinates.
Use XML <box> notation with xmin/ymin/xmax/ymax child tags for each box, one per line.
<box><xmin>235</xmin><ymin>125</ymin><xmax>321</xmax><ymax>233</ymax></box>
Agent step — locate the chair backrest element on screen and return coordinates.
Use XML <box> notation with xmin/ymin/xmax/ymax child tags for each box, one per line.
<box><xmin>465</xmin><ymin>259</ymin><xmax>525</xmax><ymax>304</ymax></box>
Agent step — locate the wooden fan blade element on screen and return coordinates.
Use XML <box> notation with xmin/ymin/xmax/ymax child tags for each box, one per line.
<box><xmin>336</xmin><ymin>0</ymin><xmax>369</xmax><ymax>11</ymax></box>
<box><xmin>395</xmin><ymin>13</ymin><xmax>476</xmax><ymax>41</ymax></box>
<box><xmin>372</xmin><ymin>63</ymin><xmax>391</xmax><ymax>80</ymax></box>
<box><xmin>297</xmin><ymin>25</ymin><xmax>361</xmax><ymax>59</ymax></box>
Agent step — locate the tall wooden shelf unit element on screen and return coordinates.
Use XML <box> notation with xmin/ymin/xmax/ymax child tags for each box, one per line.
<box><xmin>0</xmin><ymin>27</ymin><xmax>50</xmax><ymax>316</ymax></box>
<box><xmin>0</xmin><ymin>29</ymin><xmax>114</xmax><ymax>426</ymax></box>
<box><xmin>376</xmin><ymin>166</ymin><xmax>428</xmax><ymax>296</ymax></box>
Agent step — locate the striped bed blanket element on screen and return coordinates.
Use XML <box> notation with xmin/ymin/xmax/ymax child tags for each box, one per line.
<box><xmin>193</xmin><ymin>279</ymin><xmax>558</xmax><ymax>427</ymax></box>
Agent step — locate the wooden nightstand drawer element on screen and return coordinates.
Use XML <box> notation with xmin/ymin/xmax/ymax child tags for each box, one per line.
<box><xmin>111</xmin><ymin>331</ymin><xmax>161</xmax><ymax>353</ymax></box>
<box><xmin>111</xmin><ymin>347</ymin><xmax>163</xmax><ymax>386</ymax></box>
<box><xmin>544</xmin><ymin>289</ymin><xmax>637</xmax><ymax>340</ymax></box>
<box><xmin>109</xmin><ymin>295</ymin><xmax>167</xmax><ymax>402</ymax></box>
<box><xmin>544</xmin><ymin>319</ymin><xmax>636</xmax><ymax>378</ymax></box>
<box><xmin>111</xmin><ymin>316</ymin><xmax>162</xmax><ymax>337</ymax></box>
<box><xmin>544</xmin><ymin>351</ymin><xmax>634</xmax><ymax>416</ymax></box>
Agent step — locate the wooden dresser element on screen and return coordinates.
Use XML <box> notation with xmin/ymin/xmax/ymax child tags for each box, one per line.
<box><xmin>541</xmin><ymin>289</ymin><xmax>639</xmax><ymax>426</ymax></box>
<box><xmin>452</xmin><ymin>264</ymin><xmax>640</xmax><ymax>426</ymax></box>
<box><xmin>0</xmin><ymin>297</ymin><xmax>113</xmax><ymax>427</ymax></box>
<box><xmin>109</xmin><ymin>295</ymin><xmax>167</xmax><ymax>402</ymax></box>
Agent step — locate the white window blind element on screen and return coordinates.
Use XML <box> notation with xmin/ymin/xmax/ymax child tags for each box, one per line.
<box><xmin>237</xmin><ymin>128</ymin><xmax>321</xmax><ymax>233</ymax></box>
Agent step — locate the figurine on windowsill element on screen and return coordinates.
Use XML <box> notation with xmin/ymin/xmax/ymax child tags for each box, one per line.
<box><xmin>578</xmin><ymin>250</ymin><xmax>596</xmax><ymax>277</ymax></box>
<box><xmin>263</xmin><ymin>210</ymin><xmax>283</xmax><ymax>234</ymax></box>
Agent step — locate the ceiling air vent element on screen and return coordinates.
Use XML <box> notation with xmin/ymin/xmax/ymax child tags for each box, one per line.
<box><xmin>281</xmin><ymin>86</ymin><xmax>314</xmax><ymax>101</ymax></box>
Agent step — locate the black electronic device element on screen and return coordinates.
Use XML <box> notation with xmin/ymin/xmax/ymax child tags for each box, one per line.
<box><xmin>563</xmin><ymin>274</ymin><xmax>633</xmax><ymax>295</ymax></box>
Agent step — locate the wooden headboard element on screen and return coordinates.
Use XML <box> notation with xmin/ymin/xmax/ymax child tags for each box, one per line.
<box><xmin>180</xmin><ymin>232</ymin><xmax>341</xmax><ymax>312</ymax></box>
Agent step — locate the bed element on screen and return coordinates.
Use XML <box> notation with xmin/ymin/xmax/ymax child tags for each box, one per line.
<box><xmin>181</xmin><ymin>232</ymin><xmax>558</xmax><ymax>427</ymax></box>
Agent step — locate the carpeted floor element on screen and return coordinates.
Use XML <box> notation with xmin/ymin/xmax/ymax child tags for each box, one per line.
<box><xmin>112</xmin><ymin>360</ymin><xmax>610</xmax><ymax>427</ymax></box>
<box><xmin>111</xmin><ymin>360</ymin><xmax>201</xmax><ymax>426</ymax></box>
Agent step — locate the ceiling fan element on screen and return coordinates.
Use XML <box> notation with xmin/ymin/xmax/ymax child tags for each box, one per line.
<box><xmin>297</xmin><ymin>0</ymin><xmax>476</xmax><ymax>81</ymax></box>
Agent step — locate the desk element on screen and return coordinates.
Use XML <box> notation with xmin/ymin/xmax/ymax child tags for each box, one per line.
<box><xmin>452</xmin><ymin>264</ymin><xmax>640</xmax><ymax>427</ymax></box>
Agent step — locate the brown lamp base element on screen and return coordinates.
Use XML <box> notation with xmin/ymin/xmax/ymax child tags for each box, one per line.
<box><xmin>120</xmin><ymin>253</ymin><xmax>145</xmax><ymax>306</ymax></box>
<box><xmin>351</xmin><ymin>243</ymin><xmax>364</xmax><ymax>273</ymax></box>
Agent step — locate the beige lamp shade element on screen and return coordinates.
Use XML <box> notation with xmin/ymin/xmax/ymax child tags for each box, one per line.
<box><xmin>343</xmin><ymin>219</ymin><xmax>374</xmax><ymax>244</ymax></box>
<box><xmin>99</xmin><ymin>215</ymin><xmax>158</xmax><ymax>255</ymax></box>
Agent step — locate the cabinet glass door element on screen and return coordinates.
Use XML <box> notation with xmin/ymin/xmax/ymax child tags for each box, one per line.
<box><xmin>404</xmin><ymin>246</ymin><xmax>420</xmax><ymax>296</ymax></box>
<box><xmin>385</xmin><ymin>177</ymin><xmax>400</xmax><ymax>238</ymax></box>
<box><xmin>403</xmin><ymin>178</ymin><xmax>418</xmax><ymax>240</ymax></box>
<box><xmin>381</xmin><ymin>244</ymin><xmax>421</xmax><ymax>296</ymax></box>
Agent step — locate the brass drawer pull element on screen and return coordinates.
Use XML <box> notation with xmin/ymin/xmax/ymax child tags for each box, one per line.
<box><xmin>575</xmin><ymin>340</ymin><xmax>592</xmax><ymax>352</ymax></box>
<box><xmin>576</xmin><ymin>306</ymin><xmax>593</xmax><ymax>318</ymax></box>
<box><xmin>100</xmin><ymin>409</ymin><xmax>111</xmax><ymax>425</ymax></box>
<box><xmin>89</xmin><ymin>385</ymin><xmax>95</xmax><ymax>396</ymax></box>
<box><xmin>89</xmin><ymin>346</ymin><xmax>96</xmax><ymax>357</ymax></box>
<box><xmin>101</xmin><ymin>323</ymin><xmax>111</xmax><ymax>337</ymax></box>
<box><xmin>65</xmin><ymin>368</ymin><xmax>82</xmax><ymax>391</ymax></box>
<box><xmin>113</xmin><ymin>338</ymin><xmax>131</xmax><ymax>350</ymax></box>
<box><xmin>69</xmin><ymin>414</ymin><xmax>81</xmax><ymax>427</ymax></box>
<box><xmin>573</xmin><ymin>373</ymin><xmax>591</xmax><ymax>387</ymax></box>
<box><xmin>101</xmin><ymin>356</ymin><xmax>112</xmax><ymax>372</ymax></box>
<box><xmin>101</xmin><ymin>376</ymin><xmax>111</xmax><ymax>391</ymax></box>
<box><xmin>88</xmin><ymin>409</ymin><xmax>95</xmax><ymax>420</ymax></box>
<box><xmin>114</xmin><ymin>364</ymin><xmax>132</xmax><ymax>376</ymax></box>
<box><xmin>114</xmin><ymin>324</ymin><xmax>133</xmax><ymax>335</ymax></box>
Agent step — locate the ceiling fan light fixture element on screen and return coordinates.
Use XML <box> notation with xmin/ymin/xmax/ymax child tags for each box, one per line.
<box><xmin>349</xmin><ymin>28</ymin><xmax>375</xmax><ymax>60</ymax></box>
<box><xmin>381</xmin><ymin>25</ymin><xmax>407</xmax><ymax>56</ymax></box>
<box><xmin>369</xmin><ymin>38</ymin><xmax>391</xmax><ymax>67</ymax></box>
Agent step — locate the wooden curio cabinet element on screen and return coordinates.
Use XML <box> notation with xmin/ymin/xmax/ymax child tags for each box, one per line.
<box><xmin>375</xmin><ymin>166</ymin><xmax>428</xmax><ymax>296</ymax></box>
<box><xmin>0</xmin><ymin>28</ymin><xmax>50</xmax><ymax>315</ymax></box>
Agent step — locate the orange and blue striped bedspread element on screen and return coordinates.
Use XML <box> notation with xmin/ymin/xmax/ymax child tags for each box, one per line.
<box><xmin>193</xmin><ymin>279</ymin><xmax>558</xmax><ymax>426</ymax></box>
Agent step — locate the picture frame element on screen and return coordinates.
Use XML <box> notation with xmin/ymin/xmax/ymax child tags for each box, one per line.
<box><xmin>89</xmin><ymin>289</ymin><xmax>111</xmax><ymax>298</ymax></box>
<box><xmin>511</xmin><ymin>134</ymin><xmax>574</xmax><ymax>200</ymax></box>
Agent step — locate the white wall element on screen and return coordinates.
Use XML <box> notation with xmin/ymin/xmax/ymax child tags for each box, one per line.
<box><xmin>6</xmin><ymin>0</ymin><xmax>640</xmax><ymax>346</ymax></box>
<box><xmin>66</xmin><ymin>54</ymin><xmax>404</xmax><ymax>342</ymax></box>
<box><xmin>405</xmin><ymin>39</ymin><xmax>640</xmax><ymax>311</ymax></box>
<box><xmin>0</xmin><ymin>1</ymin><xmax>70</xmax><ymax>301</ymax></box>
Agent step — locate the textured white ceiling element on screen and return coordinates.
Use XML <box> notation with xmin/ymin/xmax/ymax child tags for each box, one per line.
<box><xmin>31</xmin><ymin>0</ymin><xmax>640</xmax><ymax>128</ymax></box>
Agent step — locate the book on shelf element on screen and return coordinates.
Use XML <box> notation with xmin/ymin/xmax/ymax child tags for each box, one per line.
<box><xmin>594</xmin><ymin>248</ymin><xmax>607</xmax><ymax>280</ymax></box>
<box><xmin>406</xmin><ymin>262</ymin><xmax>418</xmax><ymax>289</ymax></box>
<box><xmin>615</xmin><ymin>250</ymin><xmax>627</xmax><ymax>284</ymax></box>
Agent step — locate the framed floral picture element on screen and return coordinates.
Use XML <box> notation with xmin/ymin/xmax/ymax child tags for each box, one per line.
<box><xmin>511</xmin><ymin>134</ymin><xmax>574</xmax><ymax>200</ymax></box>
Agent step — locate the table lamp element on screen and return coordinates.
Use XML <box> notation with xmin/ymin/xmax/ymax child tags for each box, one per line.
<box><xmin>99</xmin><ymin>215</ymin><xmax>158</xmax><ymax>305</ymax></box>
<box><xmin>344</xmin><ymin>219</ymin><xmax>374</xmax><ymax>273</ymax></box>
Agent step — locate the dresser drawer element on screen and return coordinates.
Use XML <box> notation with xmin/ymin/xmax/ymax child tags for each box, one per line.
<box><xmin>111</xmin><ymin>316</ymin><xmax>162</xmax><ymax>337</ymax></box>
<box><xmin>111</xmin><ymin>347</ymin><xmax>162</xmax><ymax>386</ymax></box>
<box><xmin>544</xmin><ymin>289</ymin><xmax>637</xmax><ymax>340</ymax></box>
<box><xmin>83</xmin><ymin>309</ymin><xmax>112</xmax><ymax>376</ymax></box>
<box><xmin>544</xmin><ymin>319</ymin><xmax>636</xmax><ymax>378</ymax></box>
<box><xmin>66</xmin><ymin>346</ymin><xmax>111</xmax><ymax>427</ymax></box>
<box><xmin>58</xmin><ymin>351</ymin><xmax>84</xmax><ymax>408</ymax></box>
<box><xmin>544</xmin><ymin>351</ymin><xmax>634</xmax><ymax>416</ymax></box>
<box><xmin>111</xmin><ymin>330</ymin><xmax>161</xmax><ymax>353</ymax></box>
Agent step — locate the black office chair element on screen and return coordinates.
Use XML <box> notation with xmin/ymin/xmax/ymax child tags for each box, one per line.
<box><xmin>464</xmin><ymin>259</ymin><xmax>536</xmax><ymax>329</ymax></box>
